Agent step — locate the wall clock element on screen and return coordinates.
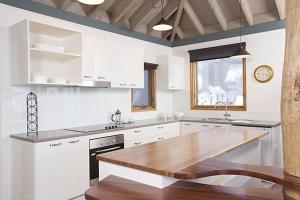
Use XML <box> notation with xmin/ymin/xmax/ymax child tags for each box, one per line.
<box><xmin>254</xmin><ymin>65</ymin><xmax>274</xmax><ymax>83</ymax></box>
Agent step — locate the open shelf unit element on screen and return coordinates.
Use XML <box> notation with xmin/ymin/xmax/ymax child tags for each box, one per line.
<box><xmin>10</xmin><ymin>20</ymin><xmax>83</xmax><ymax>86</ymax></box>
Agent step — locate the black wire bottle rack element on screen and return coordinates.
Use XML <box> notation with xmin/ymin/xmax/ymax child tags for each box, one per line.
<box><xmin>27</xmin><ymin>92</ymin><xmax>38</xmax><ymax>136</ymax></box>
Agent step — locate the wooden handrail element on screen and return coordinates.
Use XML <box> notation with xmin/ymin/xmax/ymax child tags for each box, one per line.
<box><xmin>85</xmin><ymin>175</ymin><xmax>285</xmax><ymax>200</ymax></box>
<box><xmin>174</xmin><ymin>158</ymin><xmax>300</xmax><ymax>189</ymax></box>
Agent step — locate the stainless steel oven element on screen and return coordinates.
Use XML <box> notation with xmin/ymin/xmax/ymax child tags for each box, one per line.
<box><xmin>89</xmin><ymin>134</ymin><xmax>124</xmax><ymax>185</ymax></box>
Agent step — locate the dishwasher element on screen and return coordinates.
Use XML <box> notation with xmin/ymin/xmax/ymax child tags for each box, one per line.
<box><xmin>89</xmin><ymin>134</ymin><xmax>124</xmax><ymax>185</ymax></box>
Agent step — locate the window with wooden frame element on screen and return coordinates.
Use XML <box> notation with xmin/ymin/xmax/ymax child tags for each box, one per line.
<box><xmin>131</xmin><ymin>63</ymin><xmax>157</xmax><ymax>112</ymax></box>
<box><xmin>189</xmin><ymin>43</ymin><xmax>247</xmax><ymax>111</ymax></box>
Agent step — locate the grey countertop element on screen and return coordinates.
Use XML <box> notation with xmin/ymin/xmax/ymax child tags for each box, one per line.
<box><xmin>10</xmin><ymin>117</ymin><xmax>281</xmax><ymax>143</ymax></box>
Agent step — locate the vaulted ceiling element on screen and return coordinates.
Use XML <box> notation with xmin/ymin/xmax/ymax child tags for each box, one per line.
<box><xmin>33</xmin><ymin>0</ymin><xmax>285</xmax><ymax>42</ymax></box>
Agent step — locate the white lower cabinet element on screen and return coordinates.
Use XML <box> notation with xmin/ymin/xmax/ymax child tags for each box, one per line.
<box><xmin>64</xmin><ymin>138</ymin><xmax>89</xmax><ymax>199</ymax></box>
<box><xmin>13</xmin><ymin>136</ymin><xmax>89</xmax><ymax>200</ymax></box>
<box><xmin>181</xmin><ymin>122</ymin><xmax>229</xmax><ymax>135</ymax></box>
<box><xmin>36</xmin><ymin>141</ymin><xmax>65</xmax><ymax>200</ymax></box>
<box><xmin>124</xmin><ymin>122</ymin><xmax>180</xmax><ymax>148</ymax></box>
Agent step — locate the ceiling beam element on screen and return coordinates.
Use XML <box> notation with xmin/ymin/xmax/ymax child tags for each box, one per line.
<box><xmin>183</xmin><ymin>0</ymin><xmax>205</xmax><ymax>35</ymax></box>
<box><xmin>59</xmin><ymin>0</ymin><xmax>74</xmax><ymax>10</ymax></box>
<box><xmin>49</xmin><ymin>0</ymin><xmax>60</xmax><ymax>8</ymax></box>
<box><xmin>176</xmin><ymin>27</ymin><xmax>184</xmax><ymax>39</ymax></box>
<box><xmin>170</xmin><ymin>0</ymin><xmax>185</xmax><ymax>42</ymax></box>
<box><xmin>163</xmin><ymin>27</ymin><xmax>183</xmax><ymax>40</ymax></box>
<box><xmin>275</xmin><ymin>0</ymin><xmax>285</xmax><ymax>20</ymax></box>
<box><xmin>208</xmin><ymin>0</ymin><xmax>228</xmax><ymax>31</ymax></box>
<box><xmin>148</xmin><ymin>0</ymin><xmax>179</xmax><ymax>35</ymax></box>
<box><xmin>89</xmin><ymin>0</ymin><xmax>116</xmax><ymax>19</ymax></box>
<box><xmin>111</xmin><ymin>0</ymin><xmax>144</xmax><ymax>24</ymax></box>
<box><xmin>239</xmin><ymin>0</ymin><xmax>254</xmax><ymax>26</ymax></box>
<box><xmin>130</xmin><ymin>0</ymin><xmax>168</xmax><ymax>30</ymax></box>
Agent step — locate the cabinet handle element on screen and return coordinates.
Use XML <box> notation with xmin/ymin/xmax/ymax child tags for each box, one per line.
<box><xmin>134</xmin><ymin>142</ymin><xmax>141</xmax><ymax>145</ymax></box>
<box><xmin>158</xmin><ymin>137</ymin><xmax>164</xmax><ymax>140</ymax></box>
<box><xmin>120</xmin><ymin>83</ymin><xmax>127</xmax><ymax>86</ymax></box>
<box><xmin>214</xmin><ymin>125</ymin><xmax>222</xmax><ymax>128</ymax></box>
<box><xmin>130</xmin><ymin>83</ymin><xmax>137</xmax><ymax>86</ymax></box>
<box><xmin>69</xmin><ymin>140</ymin><xmax>79</xmax><ymax>144</ymax></box>
<box><xmin>184</xmin><ymin>123</ymin><xmax>191</xmax><ymax>126</ymax></box>
<box><xmin>84</xmin><ymin>75</ymin><xmax>92</xmax><ymax>79</ymax></box>
<box><xmin>97</xmin><ymin>76</ymin><xmax>106</xmax><ymax>80</ymax></box>
<box><xmin>158</xmin><ymin>126</ymin><xmax>164</xmax><ymax>129</ymax></box>
<box><xmin>49</xmin><ymin>142</ymin><xmax>62</xmax><ymax>147</ymax></box>
<box><xmin>134</xmin><ymin>130</ymin><xmax>141</xmax><ymax>133</ymax></box>
<box><xmin>202</xmin><ymin>125</ymin><xmax>209</xmax><ymax>128</ymax></box>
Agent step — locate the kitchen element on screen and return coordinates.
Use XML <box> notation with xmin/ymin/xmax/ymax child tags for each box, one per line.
<box><xmin>0</xmin><ymin>0</ymin><xmax>299</xmax><ymax>200</ymax></box>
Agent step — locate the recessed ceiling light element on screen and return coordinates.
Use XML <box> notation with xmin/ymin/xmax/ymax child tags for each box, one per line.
<box><xmin>78</xmin><ymin>0</ymin><xmax>105</xmax><ymax>5</ymax></box>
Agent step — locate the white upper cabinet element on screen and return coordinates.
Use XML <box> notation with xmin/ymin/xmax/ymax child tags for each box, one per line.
<box><xmin>82</xmin><ymin>36</ymin><xmax>144</xmax><ymax>88</ymax></box>
<box><xmin>109</xmin><ymin>45</ymin><xmax>144</xmax><ymax>88</ymax></box>
<box><xmin>83</xmin><ymin>36</ymin><xmax>111</xmax><ymax>82</ymax></box>
<box><xmin>156</xmin><ymin>55</ymin><xmax>185</xmax><ymax>90</ymax></box>
<box><xmin>10</xmin><ymin>19</ymin><xmax>83</xmax><ymax>86</ymax></box>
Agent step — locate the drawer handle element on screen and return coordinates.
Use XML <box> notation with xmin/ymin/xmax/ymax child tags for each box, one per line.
<box><xmin>49</xmin><ymin>143</ymin><xmax>62</xmax><ymax>147</ymax></box>
<box><xmin>214</xmin><ymin>125</ymin><xmax>222</xmax><ymax>128</ymax></box>
<box><xmin>134</xmin><ymin>130</ymin><xmax>141</xmax><ymax>133</ymax></box>
<box><xmin>84</xmin><ymin>75</ymin><xmax>92</xmax><ymax>78</ymax></box>
<box><xmin>69</xmin><ymin>140</ymin><xmax>79</xmax><ymax>144</ymax></box>
<box><xmin>97</xmin><ymin>76</ymin><xmax>106</xmax><ymax>79</ymax></box>
<box><xmin>184</xmin><ymin>123</ymin><xmax>191</xmax><ymax>126</ymax></box>
<box><xmin>158</xmin><ymin>126</ymin><xmax>164</xmax><ymax>129</ymax></box>
<box><xmin>202</xmin><ymin>125</ymin><xmax>209</xmax><ymax>128</ymax></box>
<box><xmin>158</xmin><ymin>137</ymin><xmax>164</xmax><ymax>140</ymax></box>
<box><xmin>130</xmin><ymin>83</ymin><xmax>137</xmax><ymax>86</ymax></box>
<box><xmin>134</xmin><ymin>142</ymin><xmax>141</xmax><ymax>145</ymax></box>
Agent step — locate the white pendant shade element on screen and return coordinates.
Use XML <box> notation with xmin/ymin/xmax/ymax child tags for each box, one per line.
<box><xmin>152</xmin><ymin>23</ymin><xmax>173</xmax><ymax>31</ymax></box>
<box><xmin>152</xmin><ymin>18</ymin><xmax>173</xmax><ymax>31</ymax></box>
<box><xmin>78</xmin><ymin>0</ymin><xmax>104</xmax><ymax>5</ymax></box>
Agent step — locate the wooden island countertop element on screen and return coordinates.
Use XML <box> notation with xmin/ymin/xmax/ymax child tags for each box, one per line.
<box><xmin>97</xmin><ymin>128</ymin><xmax>268</xmax><ymax>179</ymax></box>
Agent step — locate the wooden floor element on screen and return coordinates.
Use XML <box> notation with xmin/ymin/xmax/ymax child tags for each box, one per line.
<box><xmin>85</xmin><ymin>176</ymin><xmax>285</xmax><ymax>200</ymax></box>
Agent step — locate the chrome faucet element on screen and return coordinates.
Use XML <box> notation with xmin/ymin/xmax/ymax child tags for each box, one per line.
<box><xmin>214</xmin><ymin>101</ymin><xmax>231</xmax><ymax>121</ymax></box>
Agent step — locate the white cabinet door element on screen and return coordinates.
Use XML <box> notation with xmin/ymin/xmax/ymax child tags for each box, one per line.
<box><xmin>64</xmin><ymin>137</ymin><xmax>89</xmax><ymax>199</ymax></box>
<box><xmin>82</xmin><ymin>36</ymin><xmax>96</xmax><ymax>81</ymax></box>
<box><xmin>180</xmin><ymin>122</ymin><xmax>210</xmax><ymax>135</ymax></box>
<box><xmin>127</xmin><ymin>47</ymin><xmax>144</xmax><ymax>88</ymax></box>
<box><xmin>36</xmin><ymin>141</ymin><xmax>65</xmax><ymax>200</ymax></box>
<box><xmin>157</xmin><ymin>55</ymin><xmax>184</xmax><ymax>90</ymax></box>
<box><xmin>125</xmin><ymin>138</ymin><xmax>149</xmax><ymax>148</ymax></box>
<box><xmin>94</xmin><ymin>39</ymin><xmax>111</xmax><ymax>82</ymax></box>
<box><xmin>168</xmin><ymin>56</ymin><xmax>184</xmax><ymax>90</ymax></box>
<box><xmin>110</xmin><ymin>46</ymin><xmax>144</xmax><ymax>88</ymax></box>
<box><xmin>124</xmin><ymin>123</ymin><xmax>180</xmax><ymax>148</ymax></box>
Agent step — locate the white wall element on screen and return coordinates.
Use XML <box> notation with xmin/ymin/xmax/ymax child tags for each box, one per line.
<box><xmin>172</xmin><ymin>29</ymin><xmax>285</xmax><ymax>121</ymax></box>
<box><xmin>0</xmin><ymin>3</ymin><xmax>286</xmax><ymax>199</ymax></box>
<box><xmin>0</xmin><ymin>3</ymin><xmax>173</xmax><ymax>200</ymax></box>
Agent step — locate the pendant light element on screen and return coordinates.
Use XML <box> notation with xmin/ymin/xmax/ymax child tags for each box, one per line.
<box><xmin>152</xmin><ymin>0</ymin><xmax>173</xmax><ymax>31</ymax></box>
<box><xmin>231</xmin><ymin>0</ymin><xmax>251</xmax><ymax>59</ymax></box>
<box><xmin>78</xmin><ymin>0</ymin><xmax>104</xmax><ymax>5</ymax></box>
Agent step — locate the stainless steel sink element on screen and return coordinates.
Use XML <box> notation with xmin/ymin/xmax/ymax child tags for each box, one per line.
<box><xmin>205</xmin><ymin>118</ymin><xmax>231</xmax><ymax>123</ymax></box>
<box><xmin>231</xmin><ymin>120</ymin><xmax>253</xmax><ymax>124</ymax></box>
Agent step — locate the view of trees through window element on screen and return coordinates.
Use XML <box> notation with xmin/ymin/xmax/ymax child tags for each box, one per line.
<box><xmin>196</xmin><ymin>58</ymin><xmax>244</xmax><ymax>106</ymax></box>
